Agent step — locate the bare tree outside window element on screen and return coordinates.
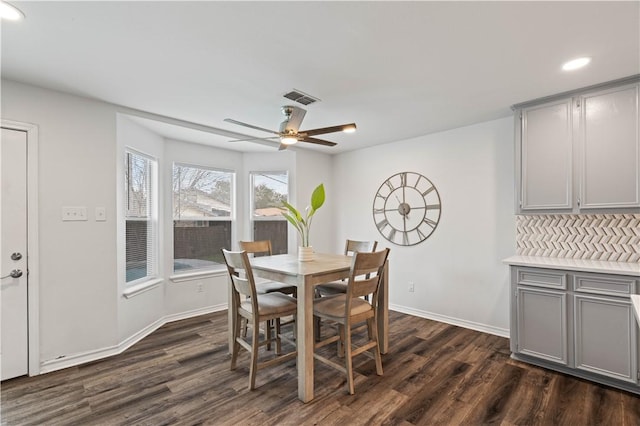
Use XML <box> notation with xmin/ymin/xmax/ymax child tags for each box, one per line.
<box><xmin>251</xmin><ymin>171</ymin><xmax>288</xmax><ymax>254</ymax></box>
<box><xmin>173</xmin><ymin>164</ymin><xmax>234</xmax><ymax>272</ymax></box>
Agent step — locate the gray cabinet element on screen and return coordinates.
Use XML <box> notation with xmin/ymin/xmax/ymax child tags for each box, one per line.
<box><xmin>510</xmin><ymin>266</ymin><xmax>639</xmax><ymax>394</ymax></box>
<box><xmin>574</xmin><ymin>294</ymin><xmax>636</xmax><ymax>382</ymax></box>
<box><xmin>517</xmin><ymin>287</ymin><xmax>568</xmax><ymax>365</ymax></box>
<box><xmin>579</xmin><ymin>84</ymin><xmax>640</xmax><ymax>209</ymax></box>
<box><xmin>514</xmin><ymin>76</ymin><xmax>640</xmax><ymax>213</ymax></box>
<box><xmin>520</xmin><ymin>100</ymin><xmax>573</xmax><ymax>210</ymax></box>
<box><xmin>573</xmin><ymin>272</ymin><xmax>638</xmax><ymax>383</ymax></box>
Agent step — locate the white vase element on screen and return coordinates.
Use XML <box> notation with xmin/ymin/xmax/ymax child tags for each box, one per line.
<box><xmin>298</xmin><ymin>246</ymin><xmax>314</xmax><ymax>262</ymax></box>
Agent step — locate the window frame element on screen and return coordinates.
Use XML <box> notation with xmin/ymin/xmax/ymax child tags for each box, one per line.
<box><xmin>124</xmin><ymin>148</ymin><xmax>159</xmax><ymax>286</ymax></box>
<box><xmin>249</xmin><ymin>171</ymin><xmax>289</xmax><ymax>254</ymax></box>
<box><xmin>172</xmin><ymin>162</ymin><xmax>235</xmax><ymax>274</ymax></box>
<box><xmin>249</xmin><ymin>170</ymin><xmax>289</xmax><ymax>222</ymax></box>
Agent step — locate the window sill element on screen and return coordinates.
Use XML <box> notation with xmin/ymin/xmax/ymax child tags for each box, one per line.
<box><xmin>123</xmin><ymin>278</ymin><xmax>163</xmax><ymax>299</ymax></box>
<box><xmin>170</xmin><ymin>269</ymin><xmax>227</xmax><ymax>283</ymax></box>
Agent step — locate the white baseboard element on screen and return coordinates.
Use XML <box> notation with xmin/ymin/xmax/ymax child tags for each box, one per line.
<box><xmin>39</xmin><ymin>303</ymin><xmax>228</xmax><ymax>375</ymax></box>
<box><xmin>163</xmin><ymin>303</ymin><xmax>227</xmax><ymax>324</ymax></box>
<box><xmin>390</xmin><ymin>304</ymin><xmax>509</xmax><ymax>338</ymax></box>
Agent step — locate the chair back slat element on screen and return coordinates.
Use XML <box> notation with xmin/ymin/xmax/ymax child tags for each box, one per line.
<box><xmin>222</xmin><ymin>249</ymin><xmax>258</xmax><ymax>307</ymax></box>
<box><xmin>345</xmin><ymin>239</ymin><xmax>378</xmax><ymax>256</ymax></box>
<box><xmin>239</xmin><ymin>240</ymin><xmax>272</xmax><ymax>257</ymax></box>
<box><xmin>345</xmin><ymin>248</ymin><xmax>390</xmax><ymax>307</ymax></box>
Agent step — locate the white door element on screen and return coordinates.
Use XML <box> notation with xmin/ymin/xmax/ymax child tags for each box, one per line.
<box><xmin>1</xmin><ymin>127</ymin><xmax>29</xmax><ymax>380</ymax></box>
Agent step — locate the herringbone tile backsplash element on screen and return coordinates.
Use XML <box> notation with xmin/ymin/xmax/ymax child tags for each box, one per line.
<box><xmin>516</xmin><ymin>214</ymin><xmax>640</xmax><ymax>262</ymax></box>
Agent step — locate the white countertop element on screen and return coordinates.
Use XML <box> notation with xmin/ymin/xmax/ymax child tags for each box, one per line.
<box><xmin>632</xmin><ymin>295</ymin><xmax>640</xmax><ymax>328</ymax></box>
<box><xmin>503</xmin><ymin>255</ymin><xmax>639</xmax><ymax>276</ymax></box>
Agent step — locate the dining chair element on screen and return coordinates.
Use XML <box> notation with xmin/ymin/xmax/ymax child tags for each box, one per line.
<box><xmin>315</xmin><ymin>239</ymin><xmax>378</xmax><ymax>297</ymax></box>
<box><xmin>239</xmin><ymin>240</ymin><xmax>297</xmax><ymax>347</ymax></box>
<box><xmin>239</xmin><ymin>240</ymin><xmax>297</xmax><ymax>297</ymax></box>
<box><xmin>313</xmin><ymin>248</ymin><xmax>390</xmax><ymax>395</ymax></box>
<box><xmin>222</xmin><ymin>249</ymin><xmax>297</xmax><ymax>390</ymax></box>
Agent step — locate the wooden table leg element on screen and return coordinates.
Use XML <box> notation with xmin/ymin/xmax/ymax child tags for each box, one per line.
<box><xmin>297</xmin><ymin>276</ymin><xmax>314</xmax><ymax>402</ymax></box>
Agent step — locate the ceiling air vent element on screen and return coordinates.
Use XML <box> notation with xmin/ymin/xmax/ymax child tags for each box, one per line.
<box><xmin>283</xmin><ymin>89</ymin><xmax>320</xmax><ymax>106</ymax></box>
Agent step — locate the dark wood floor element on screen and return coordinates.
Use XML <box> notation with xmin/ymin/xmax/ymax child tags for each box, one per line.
<box><xmin>2</xmin><ymin>310</ymin><xmax>639</xmax><ymax>425</ymax></box>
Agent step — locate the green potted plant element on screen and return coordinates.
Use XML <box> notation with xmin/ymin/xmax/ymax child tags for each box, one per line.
<box><xmin>282</xmin><ymin>183</ymin><xmax>325</xmax><ymax>261</ymax></box>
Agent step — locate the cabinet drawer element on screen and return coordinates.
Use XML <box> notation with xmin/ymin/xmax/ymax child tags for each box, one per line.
<box><xmin>573</xmin><ymin>273</ymin><xmax>636</xmax><ymax>297</ymax></box>
<box><xmin>517</xmin><ymin>268</ymin><xmax>567</xmax><ymax>290</ymax></box>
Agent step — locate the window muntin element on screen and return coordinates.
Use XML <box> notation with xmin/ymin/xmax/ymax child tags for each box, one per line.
<box><xmin>173</xmin><ymin>164</ymin><xmax>234</xmax><ymax>272</ymax></box>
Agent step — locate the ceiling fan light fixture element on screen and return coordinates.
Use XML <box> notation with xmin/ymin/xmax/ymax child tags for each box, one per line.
<box><xmin>280</xmin><ymin>135</ymin><xmax>298</xmax><ymax>145</ymax></box>
<box><xmin>0</xmin><ymin>1</ymin><xmax>24</xmax><ymax>20</ymax></box>
<box><xmin>562</xmin><ymin>57</ymin><xmax>591</xmax><ymax>71</ymax></box>
<box><xmin>343</xmin><ymin>124</ymin><xmax>357</xmax><ymax>133</ymax></box>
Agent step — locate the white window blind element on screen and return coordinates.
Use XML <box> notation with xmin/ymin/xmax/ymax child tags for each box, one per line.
<box><xmin>172</xmin><ymin>163</ymin><xmax>234</xmax><ymax>273</ymax></box>
<box><xmin>125</xmin><ymin>150</ymin><xmax>157</xmax><ymax>283</ymax></box>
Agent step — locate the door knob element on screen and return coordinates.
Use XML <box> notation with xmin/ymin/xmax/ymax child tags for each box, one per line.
<box><xmin>1</xmin><ymin>269</ymin><xmax>23</xmax><ymax>279</ymax></box>
<box><xmin>11</xmin><ymin>252</ymin><xmax>22</xmax><ymax>261</ymax></box>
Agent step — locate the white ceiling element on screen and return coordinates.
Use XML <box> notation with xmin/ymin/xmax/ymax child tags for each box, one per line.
<box><xmin>2</xmin><ymin>1</ymin><xmax>639</xmax><ymax>154</ymax></box>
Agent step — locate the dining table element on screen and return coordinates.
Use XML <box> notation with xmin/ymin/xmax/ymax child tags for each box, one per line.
<box><xmin>226</xmin><ymin>251</ymin><xmax>389</xmax><ymax>403</ymax></box>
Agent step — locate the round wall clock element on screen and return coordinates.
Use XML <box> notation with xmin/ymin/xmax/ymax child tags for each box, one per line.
<box><xmin>372</xmin><ymin>172</ymin><xmax>441</xmax><ymax>246</ymax></box>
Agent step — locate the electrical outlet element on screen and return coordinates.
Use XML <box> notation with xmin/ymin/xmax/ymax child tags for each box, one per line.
<box><xmin>408</xmin><ymin>281</ymin><xmax>415</xmax><ymax>292</ymax></box>
<box><xmin>196</xmin><ymin>283</ymin><xmax>204</xmax><ymax>293</ymax></box>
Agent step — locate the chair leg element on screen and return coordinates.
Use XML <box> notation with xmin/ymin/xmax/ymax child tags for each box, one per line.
<box><xmin>249</xmin><ymin>319</ymin><xmax>260</xmax><ymax>390</ymax></box>
<box><xmin>231</xmin><ymin>314</ymin><xmax>242</xmax><ymax>370</ymax></box>
<box><xmin>368</xmin><ymin>317</ymin><xmax>383</xmax><ymax>376</ymax></box>
<box><xmin>275</xmin><ymin>318</ymin><xmax>282</xmax><ymax>355</ymax></box>
<box><xmin>344</xmin><ymin>324</ymin><xmax>355</xmax><ymax>395</ymax></box>
<box><xmin>242</xmin><ymin>318</ymin><xmax>248</xmax><ymax>338</ymax></box>
<box><xmin>337</xmin><ymin>324</ymin><xmax>345</xmax><ymax>358</ymax></box>
<box><xmin>314</xmin><ymin>315</ymin><xmax>321</xmax><ymax>341</ymax></box>
<box><xmin>266</xmin><ymin>319</ymin><xmax>272</xmax><ymax>351</ymax></box>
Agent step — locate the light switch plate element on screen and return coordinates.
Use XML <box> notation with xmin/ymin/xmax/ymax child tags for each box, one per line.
<box><xmin>95</xmin><ymin>207</ymin><xmax>106</xmax><ymax>222</ymax></box>
<box><xmin>62</xmin><ymin>206</ymin><xmax>87</xmax><ymax>221</ymax></box>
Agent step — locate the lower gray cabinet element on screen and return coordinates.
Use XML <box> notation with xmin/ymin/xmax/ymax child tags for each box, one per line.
<box><xmin>517</xmin><ymin>287</ymin><xmax>568</xmax><ymax>365</ymax></box>
<box><xmin>574</xmin><ymin>294</ymin><xmax>637</xmax><ymax>383</ymax></box>
<box><xmin>510</xmin><ymin>266</ymin><xmax>639</xmax><ymax>394</ymax></box>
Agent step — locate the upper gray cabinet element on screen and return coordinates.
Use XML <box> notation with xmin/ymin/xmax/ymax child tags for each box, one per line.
<box><xmin>579</xmin><ymin>84</ymin><xmax>639</xmax><ymax>209</ymax></box>
<box><xmin>514</xmin><ymin>76</ymin><xmax>640</xmax><ymax>213</ymax></box>
<box><xmin>520</xmin><ymin>99</ymin><xmax>573</xmax><ymax>210</ymax></box>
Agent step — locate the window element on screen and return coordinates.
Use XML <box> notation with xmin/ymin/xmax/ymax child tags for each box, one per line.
<box><xmin>173</xmin><ymin>164</ymin><xmax>234</xmax><ymax>273</ymax></box>
<box><xmin>125</xmin><ymin>150</ymin><xmax>158</xmax><ymax>283</ymax></box>
<box><xmin>250</xmin><ymin>171</ymin><xmax>288</xmax><ymax>254</ymax></box>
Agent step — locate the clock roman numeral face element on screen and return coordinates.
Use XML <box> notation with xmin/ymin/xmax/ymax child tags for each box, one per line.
<box><xmin>372</xmin><ymin>172</ymin><xmax>441</xmax><ymax>246</ymax></box>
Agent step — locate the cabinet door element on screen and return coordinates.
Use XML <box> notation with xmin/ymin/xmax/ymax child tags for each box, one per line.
<box><xmin>579</xmin><ymin>84</ymin><xmax>640</xmax><ymax>209</ymax></box>
<box><xmin>520</xmin><ymin>99</ymin><xmax>573</xmax><ymax>210</ymax></box>
<box><xmin>574</xmin><ymin>294</ymin><xmax>638</xmax><ymax>383</ymax></box>
<box><xmin>516</xmin><ymin>287</ymin><xmax>569</xmax><ymax>365</ymax></box>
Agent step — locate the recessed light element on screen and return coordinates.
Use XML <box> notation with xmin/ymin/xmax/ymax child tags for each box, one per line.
<box><xmin>0</xmin><ymin>1</ymin><xmax>24</xmax><ymax>21</ymax></box>
<box><xmin>562</xmin><ymin>57</ymin><xmax>591</xmax><ymax>71</ymax></box>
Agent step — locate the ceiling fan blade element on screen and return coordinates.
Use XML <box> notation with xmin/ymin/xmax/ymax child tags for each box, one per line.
<box><xmin>299</xmin><ymin>136</ymin><xmax>337</xmax><ymax>147</ymax></box>
<box><xmin>224</xmin><ymin>118</ymin><xmax>280</xmax><ymax>136</ymax></box>
<box><xmin>228</xmin><ymin>136</ymin><xmax>279</xmax><ymax>143</ymax></box>
<box><xmin>278</xmin><ymin>143</ymin><xmax>289</xmax><ymax>151</ymax></box>
<box><xmin>301</xmin><ymin>123</ymin><xmax>356</xmax><ymax>137</ymax></box>
<box><xmin>282</xmin><ymin>106</ymin><xmax>307</xmax><ymax>133</ymax></box>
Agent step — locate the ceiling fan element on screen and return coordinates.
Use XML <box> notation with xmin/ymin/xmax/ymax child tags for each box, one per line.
<box><xmin>224</xmin><ymin>105</ymin><xmax>356</xmax><ymax>150</ymax></box>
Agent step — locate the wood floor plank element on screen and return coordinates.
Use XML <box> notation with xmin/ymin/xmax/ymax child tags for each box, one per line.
<box><xmin>1</xmin><ymin>310</ymin><xmax>638</xmax><ymax>425</ymax></box>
